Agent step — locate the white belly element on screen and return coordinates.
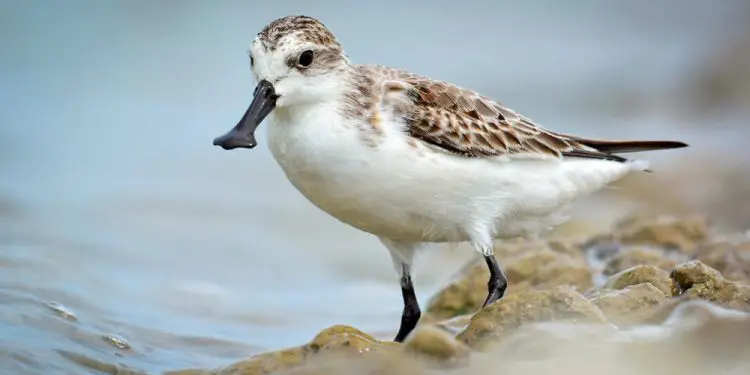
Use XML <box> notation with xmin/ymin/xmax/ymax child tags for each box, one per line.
<box><xmin>266</xmin><ymin>111</ymin><xmax>640</xmax><ymax>243</ymax></box>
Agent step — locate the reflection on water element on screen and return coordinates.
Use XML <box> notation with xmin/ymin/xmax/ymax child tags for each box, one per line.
<box><xmin>1</xmin><ymin>0</ymin><xmax>748</xmax><ymax>373</ymax></box>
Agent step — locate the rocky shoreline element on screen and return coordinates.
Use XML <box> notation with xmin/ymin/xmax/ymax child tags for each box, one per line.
<box><xmin>169</xmin><ymin>214</ymin><xmax>750</xmax><ymax>375</ymax></box>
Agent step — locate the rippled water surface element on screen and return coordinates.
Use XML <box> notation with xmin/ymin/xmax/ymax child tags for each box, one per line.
<box><xmin>1</xmin><ymin>1</ymin><xmax>748</xmax><ymax>373</ymax></box>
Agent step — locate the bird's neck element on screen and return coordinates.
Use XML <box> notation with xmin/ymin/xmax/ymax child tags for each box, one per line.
<box><xmin>274</xmin><ymin>68</ymin><xmax>360</xmax><ymax>125</ymax></box>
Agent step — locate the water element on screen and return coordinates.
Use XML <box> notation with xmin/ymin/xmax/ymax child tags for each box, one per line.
<box><xmin>0</xmin><ymin>0</ymin><xmax>748</xmax><ymax>373</ymax></box>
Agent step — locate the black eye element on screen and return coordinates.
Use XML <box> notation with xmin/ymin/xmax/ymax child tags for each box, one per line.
<box><xmin>297</xmin><ymin>50</ymin><xmax>314</xmax><ymax>67</ymax></box>
<box><xmin>250</xmin><ymin>55</ymin><xmax>254</xmax><ymax>66</ymax></box>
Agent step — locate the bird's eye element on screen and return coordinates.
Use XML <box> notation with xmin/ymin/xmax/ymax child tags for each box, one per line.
<box><xmin>250</xmin><ymin>55</ymin><xmax>255</xmax><ymax>66</ymax></box>
<box><xmin>297</xmin><ymin>50</ymin><xmax>314</xmax><ymax>67</ymax></box>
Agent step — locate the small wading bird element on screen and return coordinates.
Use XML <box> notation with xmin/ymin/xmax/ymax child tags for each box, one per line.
<box><xmin>213</xmin><ymin>15</ymin><xmax>688</xmax><ymax>342</ymax></box>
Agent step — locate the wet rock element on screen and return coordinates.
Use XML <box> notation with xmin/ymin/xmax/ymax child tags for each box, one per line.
<box><xmin>588</xmin><ymin>283</ymin><xmax>669</xmax><ymax>325</ymax></box>
<box><xmin>587</xmin><ymin>263</ymin><xmax>674</xmax><ymax>324</ymax></box>
<box><xmin>426</xmin><ymin>244</ymin><xmax>593</xmax><ymax>320</ymax></box>
<box><xmin>102</xmin><ymin>334</ymin><xmax>131</xmax><ymax>350</ymax></box>
<box><xmin>307</xmin><ymin>324</ymin><xmax>398</xmax><ymax>353</ymax></box>
<box><xmin>422</xmin><ymin>259</ymin><xmax>488</xmax><ymax>319</ymax></box>
<box><xmin>636</xmin><ymin>296</ymin><xmax>692</xmax><ymax>325</ymax></box>
<box><xmin>207</xmin><ymin>346</ymin><xmax>309</xmax><ymax>375</ymax></box>
<box><xmin>689</xmin><ymin>239</ymin><xmax>750</xmax><ymax>283</ymax></box>
<box><xmin>193</xmin><ymin>325</ymin><xmax>396</xmax><ymax>375</ymax></box>
<box><xmin>599</xmin><ymin>264</ymin><xmax>673</xmax><ymax>297</ymax></box>
<box><xmin>494</xmin><ymin>299</ymin><xmax>750</xmax><ymax>374</ymax></box>
<box><xmin>282</xmin><ymin>326</ymin><xmax>465</xmax><ymax>375</ymax></box>
<box><xmin>431</xmin><ymin>314</ymin><xmax>473</xmax><ymax>336</ymax></box>
<box><xmin>603</xmin><ymin>247</ymin><xmax>682</xmax><ymax>276</ymax></box>
<box><xmin>670</xmin><ymin>260</ymin><xmax>750</xmax><ymax>311</ymax></box>
<box><xmin>283</xmin><ymin>350</ymin><xmax>426</xmax><ymax>375</ymax></box>
<box><xmin>613</xmin><ymin>214</ymin><xmax>710</xmax><ymax>252</ymax></box>
<box><xmin>504</xmin><ymin>247</ymin><xmax>592</xmax><ymax>291</ymax></box>
<box><xmin>402</xmin><ymin>325</ymin><xmax>470</xmax><ymax>367</ymax></box>
<box><xmin>46</xmin><ymin>301</ymin><xmax>78</xmax><ymax>322</ymax></box>
<box><xmin>455</xmin><ymin>286</ymin><xmax>607</xmax><ymax>349</ymax></box>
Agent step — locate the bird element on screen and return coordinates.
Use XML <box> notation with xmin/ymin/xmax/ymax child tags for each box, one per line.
<box><xmin>212</xmin><ymin>15</ymin><xmax>688</xmax><ymax>343</ymax></box>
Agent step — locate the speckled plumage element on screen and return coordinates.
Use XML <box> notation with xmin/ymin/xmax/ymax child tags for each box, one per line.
<box><xmin>345</xmin><ymin>64</ymin><xmax>634</xmax><ymax>161</ymax></box>
<box><xmin>257</xmin><ymin>15</ymin><xmax>341</xmax><ymax>50</ymax></box>
<box><xmin>226</xmin><ymin>15</ymin><xmax>688</xmax><ymax>342</ymax></box>
<box><xmin>251</xmin><ymin>16</ymin><xmax>684</xmax><ymax>164</ymax></box>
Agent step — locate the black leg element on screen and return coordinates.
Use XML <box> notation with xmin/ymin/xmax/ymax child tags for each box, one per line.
<box><xmin>482</xmin><ymin>255</ymin><xmax>507</xmax><ymax>307</ymax></box>
<box><xmin>393</xmin><ymin>271</ymin><xmax>421</xmax><ymax>342</ymax></box>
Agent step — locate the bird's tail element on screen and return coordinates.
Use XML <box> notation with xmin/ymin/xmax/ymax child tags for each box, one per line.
<box><xmin>561</xmin><ymin>137</ymin><xmax>688</xmax><ymax>173</ymax></box>
<box><xmin>566</xmin><ymin>138</ymin><xmax>689</xmax><ymax>154</ymax></box>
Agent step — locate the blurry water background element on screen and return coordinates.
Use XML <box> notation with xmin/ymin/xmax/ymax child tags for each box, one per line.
<box><xmin>1</xmin><ymin>0</ymin><xmax>749</xmax><ymax>373</ymax></box>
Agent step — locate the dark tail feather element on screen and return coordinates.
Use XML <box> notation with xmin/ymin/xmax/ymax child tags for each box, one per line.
<box><xmin>570</xmin><ymin>138</ymin><xmax>689</xmax><ymax>154</ymax></box>
<box><xmin>559</xmin><ymin>138</ymin><xmax>688</xmax><ymax>172</ymax></box>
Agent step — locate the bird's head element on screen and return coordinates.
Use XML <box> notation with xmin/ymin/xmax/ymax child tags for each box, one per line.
<box><xmin>213</xmin><ymin>15</ymin><xmax>350</xmax><ymax>150</ymax></box>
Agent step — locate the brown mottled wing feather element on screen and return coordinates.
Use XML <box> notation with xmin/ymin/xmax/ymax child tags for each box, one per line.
<box><xmin>370</xmin><ymin>65</ymin><xmax>687</xmax><ymax>162</ymax></box>
<box><xmin>391</xmin><ymin>75</ymin><xmax>608</xmax><ymax>159</ymax></box>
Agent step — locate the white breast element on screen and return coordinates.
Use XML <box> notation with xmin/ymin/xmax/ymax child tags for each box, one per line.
<box><xmin>266</xmin><ymin>104</ymin><xmax>417</xmax><ymax>237</ymax></box>
<box><xmin>265</xmin><ymin>106</ymin><xmax>644</xmax><ymax>243</ymax></box>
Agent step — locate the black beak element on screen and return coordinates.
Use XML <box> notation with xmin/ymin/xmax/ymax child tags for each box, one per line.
<box><xmin>213</xmin><ymin>79</ymin><xmax>278</xmax><ymax>150</ymax></box>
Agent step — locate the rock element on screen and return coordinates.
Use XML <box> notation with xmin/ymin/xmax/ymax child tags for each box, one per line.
<box><xmin>402</xmin><ymin>325</ymin><xmax>470</xmax><ymax>367</ymax></box>
<box><xmin>307</xmin><ymin>325</ymin><xmax>397</xmax><ymax>353</ymax></box>
<box><xmin>464</xmin><ymin>298</ymin><xmax>750</xmax><ymax>375</ymax></box>
<box><xmin>423</xmin><ymin>258</ymin><xmax>491</xmax><ymax>320</ymax></box>
<box><xmin>587</xmin><ymin>264</ymin><xmax>674</xmax><ymax>324</ymax></box>
<box><xmin>455</xmin><ymin>286</ymin><xmax>607</xmax><ymax>349</ymax></box>
<box><xmin>102</xmin><ymin>334</ymin><xmax>131</xmax><ymax>350</ymax></box>
<box><xmin>431</xmin><ymin>314</ymin><xmax>473</xmax><ymax>336</ymax></box>
<box><xmin>283</xmin><ymin>349</ymin><xmax>426</xmax><ymax>375</ymax></box>
<box><xmin>689</xmin><ymin>240</ymin><xmax>750</xmax><ymax>283</ymax></box>
<box><xmin>193</xmin><ymin>325</ymin><xmax>396</xmax><ymax>375</ymax></box>
<box><xmin>504</xmin><ymin>247</ymin><xmax>592</xmax><ymax>291</ymax></box>
<box><xmin>426</xmin><ymin>244</ymin><xmax>593</xmax><ymax>320</ymax></box>
<box><xmin>46</xmin><ymin>301</ymin><xmax>78</xmax><ymax>322</ymax></box>
<box><xmin>282</xmin><ymin>325</ymin><xmax>469</xmax><ymax>375</ymax></box>
<box><xmin>600</xmin><ymin>264</ymin><xmax>673</xmax><ymax>297</ymax></box>
<box><xmin>588</xmin><ymin>283</ymin><xmax>670</xmax><ymax>325</ymax></box>
<box><xmin>207</xmin><ymin>346</ymin><xmax>308</xmax><ymax>375</ymax></box>
<box><xmin>636</xmin><ymin>296</ymin><xmax>692</xmax><ymax>325</ymax></box>
<box><xmin>670</xmin><ymin>260</ymin><xmax>750</xmax><ymax>312</ymax></box>
<box><xmin>603</xmin><ymin>246</ymin><xmax>682</xmax><ymax>276</ymax></box>
<box><xmin>613</xmin><ymin>214</ymin><xmax>710</xmax><ymax>252</ymax></box>
<box><xmin>202</xmin><ymin>325</ymin><xmax>465</xmax><ymax>375</ymax></box>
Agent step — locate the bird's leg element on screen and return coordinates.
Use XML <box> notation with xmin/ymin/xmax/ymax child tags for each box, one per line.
<box><xmin>466</xmin><ymin>230</ymin><xmax>508</xmax><ymax>308</ymax></box>
<box><xmin>482</xmin><ymin>253</ymin><xmax>507</xmax><ymax>307</ymax></box>
<box><xmin>394</xmin><ymin>265</ymin><xmax>420</xmax><ymax>343</ymax></box>
<box><xmin>379</xmin><ymin>238</ymin><xmax>421</xmax><ymax>343</ymax></box>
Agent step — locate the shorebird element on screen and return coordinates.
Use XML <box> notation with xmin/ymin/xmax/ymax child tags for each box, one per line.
<box><xmin>212</xmin><ymin>15</ymin><xmax>688</xmax><ymax>342</ymax></box>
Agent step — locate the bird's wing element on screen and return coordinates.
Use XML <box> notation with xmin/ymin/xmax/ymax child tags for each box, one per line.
<box><xmin>367</xmin><ymin>65</ymin><xmax>686</xmax><ymax>162</ymax></box>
